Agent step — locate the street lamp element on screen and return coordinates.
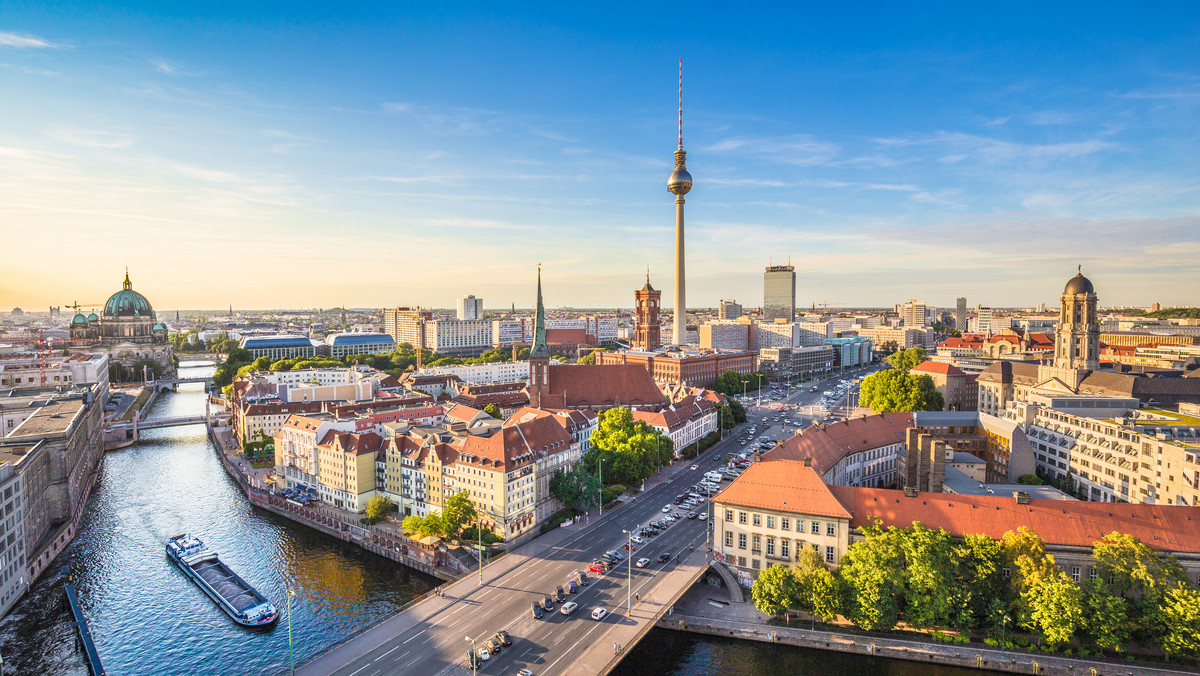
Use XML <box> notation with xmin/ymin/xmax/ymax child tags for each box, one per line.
<box><xmin>622</xmin><ymin>528</ymin><xmax>633</xmax><ymax>616</ymax></box>
<box><xmin>286</xmin><ymin>587</ymin><xmax>297</xmax><ymax>676</ymax></box>
<box><xmin>465</xmin><ymin>636</ymin><xmax>477</xmax><ymax>676</ymax></box>
<box><xmin>598</xmin><ymin>457</ymin><xmax>606</xmax><ymax>517</ymax></box>
<box><xmin>1001</xmin><ymin>615</ymin><xmax>1009</xmax><ymax>651</ymax></box>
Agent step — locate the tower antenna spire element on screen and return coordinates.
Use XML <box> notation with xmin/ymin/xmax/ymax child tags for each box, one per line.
<box><xmin>677</xmin><ymin>58</ymin><xmax>683</xmax><ymax>150</ymax></box>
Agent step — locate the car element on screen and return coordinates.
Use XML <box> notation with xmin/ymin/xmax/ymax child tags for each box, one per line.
<box><xmin>591</xmin><ymin>607</ymin><xmax>608</xmax><ymax>620</ymax></box>
<box><xmin>606</xmin><ymin>549</ymin><xmax>624</xmax><ymax>561</ymax></box>
<box><xmin>589</xmin><ymin>563</ymin><xmax>606</xmax><ymax>574</ymax></box>
<box><xmin>690</xmin><ymin>464</ymin><xmax>699</xmax><ymax>471</ymax></box>
<box><xmin>657</xmin><ymin>552</ymin><xmax>671</xmax><ymax>563</ymax></box>
<box><xmin>635</xmin><ymin>557</ymin><xmax>651</xmax><ymax>568</ymax></box>
<box><xmin>567</xmin><ymin>579</ymin><xmax>579</xmax><ymax>594</ymax></box>
<box><xmin>531</xmin><ymin>602</ymin><xmax>544</xmax><ymax>619</ymax></box>
<box><xmin>576</xmin><ymin>571</ymin><xmax>591</xmax><ymax>586</ymax></box>
<box><xmin>466</xmin><ymin>650</ymin><xmax>481</xmax><ymax>669</ymax></box>
<box><xmin>495</xmin><ymin>630</ymin><xmax>512</xmax><ymax>646</ymax></box>
<box><xmin>479</xmin><ymin>646</ymin><xmax>491</xmax><ymax>661</ymax></box>
<box><xmin>484</xmin><ymin>639</ymin><xmax>501</xmax><ymax>655</ymax></box>
<box><xmin>542</xmin><ymin>595</ymin><xmax>554</xmax><ymax>611</ymax></box>
<box><xmin>664</xmin><ymin>513</ymin><xmax>677</xmax><ymax>522</ymax></box>
<box><xmin>630</xmin><ymin>535</ymin><xmax>644</xmax><ymax>545</ymax></box>
<box><xmin>560</xmin><ymin>601</ymin><xmax>579</xmax><ymax>615</ymax></box>
<box><xmin>662</xmin><ymin>505</ymin><xmax>672</xmax><ymax>512</ymax></box>
<box><xmin>555</xmin><ymin>585</ymin><xmax>567</xmax><ymax>602</ymax></box>
<box><xmin>687</xmin><ymin>512</ymin><xmax>698</xmax><ymax>519</ymax></box>
<box><xmin>518</xmin><ymin>670</ymin><xmax>533</xmax><ymax>676</ymax></box>
<box><xmin>699</xmin><ymin>512</ymin><xmax>708</xmax><ymax>520</ymax></box>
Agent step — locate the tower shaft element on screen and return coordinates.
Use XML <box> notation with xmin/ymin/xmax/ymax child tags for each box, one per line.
<box><xmin>673</xmin><ymin>195</ymin><xmax>686</xmax><ymax>345</ymax></box>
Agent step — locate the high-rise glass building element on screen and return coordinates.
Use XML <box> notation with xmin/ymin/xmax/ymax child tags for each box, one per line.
<box><xmin>457</xmin><ymin>294</ymin><xmax>483</xmax><ymax>321</ymax></box>
<box><xmin>763</xmin><ymin>265</ymin><xmax>796</xmax><ymax>322</ymax></box>
<box><xmin>955</xmin><ymin>297</ymin><xmax>968</xmax><ymax>332</ymax></box>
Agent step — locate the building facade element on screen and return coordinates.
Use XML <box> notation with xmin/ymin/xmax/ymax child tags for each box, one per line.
<box><xmin>718</xmin><ymin>299</ymin><xmax>743</xmax><ymax>320</ymax></box>
<box><xmin>326</xmin><ymin>332</ymin><xmax>396</xmax><ymax>358</ymax></box>
<box><xmin>594</xmin><ymin>348</ymin><xmax>757</xmax><ymax>389</ymax></box>
<box><xmin>66</xmin><ymin>271</ymin><xmax>173</xmax><ymax>374</ymax></box>
<box><xmin>633</xmin><ymin>278</ymin><xmax>663</xmax><ymax>351</ymax></box>
<box><xmin>457</xmin><ymin>295</ymin><xmax>483</xmax><ymax>321</ymax></box>
<box><xmin>240</xmin><ymin>335</ymin><xmax>322</xmax><ymax>360</ymax></box>
<box><xmin>955</xmin><ymin>297</ymin><xmax>968</xmax><ymax>332</ymax></box>
<box><xmin>763</xmin><ymin>265</ymin><xmax>796</xmax><ymax>322</ymax></box>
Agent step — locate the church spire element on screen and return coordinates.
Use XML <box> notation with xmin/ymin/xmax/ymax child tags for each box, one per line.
<box><xmin>530</xmin><ymin>264</ymin><xmax>549</xmax><ymax>359</ymax></box>
<box><xmin>123</xmin><ymin>267</ymin><xmax>132</xmax><ymax>290</ymax></box>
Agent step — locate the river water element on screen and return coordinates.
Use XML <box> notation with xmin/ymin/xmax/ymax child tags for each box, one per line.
<box><xmin>0</xmin><ymin>362</ymin><xmax>979</xmax><ymax>676</ymax></box>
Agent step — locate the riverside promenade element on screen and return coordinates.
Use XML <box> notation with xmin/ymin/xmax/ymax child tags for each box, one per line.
<box><xmin>659</xmin><ymin>579</ymin><xmax>1195</xmax><ymax>676</ymax></box>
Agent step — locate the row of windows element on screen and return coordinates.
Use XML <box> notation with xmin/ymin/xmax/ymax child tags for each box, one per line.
<box><xmin>728</xmin><ymin>510</ymin><xmax>836</xmax><ymax>536</ymax></box>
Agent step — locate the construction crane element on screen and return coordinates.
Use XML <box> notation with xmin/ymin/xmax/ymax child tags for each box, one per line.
<box><xmin>66</xmin><ymin>301</ymin><xmax>104</xmax><ymax>313</ymax></box>
<box><xmin>820</xmin><ymin>301</ymin><xmax>847</xmax><ymax>312</ymax></box>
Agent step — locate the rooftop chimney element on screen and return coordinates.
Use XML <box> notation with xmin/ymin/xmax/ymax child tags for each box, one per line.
<box><xmin>1014</xmin><ymin>491</ymin><xmax>1031</xmax><ymax>505</ymax></box>
<box><xmin>903</xmin><ymin>485</ymin><xmax>918</xmax><ymax>498</ymax></box>
<box><xmin>802</xmin><ymin>456</ymin><xmax>811</xmax><ymax>467</ymax></box>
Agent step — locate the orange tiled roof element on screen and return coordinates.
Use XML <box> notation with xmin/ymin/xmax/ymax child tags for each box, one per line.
<box><xmin>912</xmin><ymin>361</ymin><xmax>965</xmax><ymax>376</ymax></box>
<box><xmin>766</xmin><ymin>412</ymin><xmax>913</xmax><ymax>475</ymax></box>
<box><xmin>830</xmin><ymin>485</ymin><xmax>1200</xmax><ymax>554</ymax></box>
<box><xmin>712</xmin><ymin>461</ymin><xmax>851</xmax><ymax>519</ymax></box>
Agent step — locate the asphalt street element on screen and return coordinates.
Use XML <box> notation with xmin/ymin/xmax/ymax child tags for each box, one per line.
<box><xmin>300</xmin><ymin>366</ymin><xmax>881</xmax><ymax>676</ymax></box>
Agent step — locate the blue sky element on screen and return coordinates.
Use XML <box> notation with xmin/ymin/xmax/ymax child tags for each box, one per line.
<box><xmin>1</xmin><ymin>3</ymin><xmax>1197</xmax><ymax>312</ymax></box>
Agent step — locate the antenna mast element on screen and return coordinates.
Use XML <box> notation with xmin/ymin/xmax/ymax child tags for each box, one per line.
<box><xmin>677</xmin><ymin>58</ymin><xmax>683</xmax><ymax>150</ymax></box>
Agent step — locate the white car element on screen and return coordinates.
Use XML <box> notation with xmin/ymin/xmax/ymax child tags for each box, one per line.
<box><xmin>560</xmin><ymin>601</ymin><xmax>578</xmax><ymax>615</ymax></box>
<box><xmin>479</xmin><ymin>647</ymin><xmax>491</xmax><ymax>661</ymax></box>
<box><xmin>664</xmin><ymin>513</ymin><xmax>677</xmax><ymax>522</ymax></box>
<box><xmin>699</xmin><ymin>512</ymin><xmax>708</xmax><ymax>520</ymax></box>
<box><xmin>591</xmin><ymin>607</ymin><xmax>608</xmax><ymax>620</ymax></box>
<box><xmin>662</xmin><ymin>505</ymin><xmax>672</xmax><ymax>513</ymax></box>
<box><xmin>631</xmin><ymin>535</ymin><xmax>644</xmax><ymax>545</ymax></box>
<box><xmin>635</xmin><ymin>557</ymin><xmax>651</xmax><ymax>568</ymax></box>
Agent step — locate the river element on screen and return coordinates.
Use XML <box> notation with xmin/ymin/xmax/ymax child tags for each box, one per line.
<box><xmin>0</xmin><ymin>362</ymin><xmax>980</xmax><ymax>676</ymax></box>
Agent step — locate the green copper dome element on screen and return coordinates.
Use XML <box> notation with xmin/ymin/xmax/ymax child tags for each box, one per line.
<box><xmin>72</xmin><ymin>313</ymin><xmax>89</xmax><ymax>325</ymax></box>
<box><xmin>103</xmin><ymin>270</ymin><xmax>155</xmax><ymax>319</ymax></box>
<box><xmin>86</xmin><ymin>312</ymin><xmax>99</xmax><ymax>322</ymax></box>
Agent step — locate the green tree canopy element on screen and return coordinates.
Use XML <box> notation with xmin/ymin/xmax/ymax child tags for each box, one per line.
<box><xmin>402</xmin><ymin>513</ymin><xmax>446</xmax><ymax>539</ymax></box>
<box><xmin>549</xmin><ymin>462</ymin><xmax>601</xmax><ymax>512</ymax></box>
<box><xmin>751</xmin><ymin>564</ymin><xmax>800</xmax><ymax>617</ymax></box>
<box><xmin>858</xmin><ymin>369</ymin><xmax>944</xmax><ymax>412</ymax></box>
<box><xmin>886</xmin><ymin>347</ymin><xmax>927</xmax><ymax>373</ymax></box>
<box><xmin>586</xmin><ymin>408</ymin><xmax>674</xmax><ymax>486</ymax></box>
<box><xmin>483</xmin><ymin>403</ymin><xmax>502</xmax><ymax>419</ymax></box>
<box><xmin>364</xmin><ymin>495</ymin><xmax>394</xmax><ymax>523</ymax></box>
<box><xmin>1160</xmin><ymin>586</ymin><xmax>1200</xmax><ymax>656</ymax></box>
<box><xmin>837</xmin><ymin>520</ymin><xmax>906</xmax><ymax>631</ymax></box>
<box><xmin>441</xmin><ymin>490</ymin><xmax>479</xmax><ymax>540</ymax></box>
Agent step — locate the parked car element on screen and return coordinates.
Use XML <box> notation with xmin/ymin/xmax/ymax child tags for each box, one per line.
<box><xmin>635</xmin><ymin>557</ymin><xmax>651</xmax><ymax>568</ymax></box>
<box><xmin>542</xmin><ymin>595</ymin><xmax>554</xmax><ymax>611</ymax></box>
<box><xmin>591</xmin><ymin>607</ymin><xmax>608</xmax><ymax>620</ymax></box>
<box><xmin>483</xmin><ymin>639</ymin><xmax>501</xmax><ymax>655</ymax></box>
<box><xmin>466</xmin><ymin>650</ymin><xmax>481</xmax><ymax>669</ymax></box>
<box><xmin>588</xmin><ymin>563</ymin><xmax>606</xmax><ymax>574</ymax></box>
<box><xmin>478</xmin><ymin>646</ymin><xmax>491</xmax><ymax>661</ymax></box>
<box><xmin>531</xmin><ymin>601</ymin><xmax>544</xmax><ymax>619</ymax></box>
<box><xmin>576</xmin><ymin>571</ymin><xmax>590</xmax><ymax>586</ymax></box>
<box><xmin>560</xmin><ymin>601</ymin><xmax>579</xmax><ymax>615</ymax></box>
<box><xmin>555</xmin><ymin>585</ymin><xmax>567</xmax><ymax>602</ymax></box>
<box><xmin>568</xmin><ymin>580</ymin><xmax>578</xmax><ymax>594</ymax></box>
<box><xmin>631</xmin><ymin>535</ymin><xmax>644</xmax><ymax>545</ymax></box>
<box><xmin>662</xmin><ymin>505</ymin><xmax>672</xmax><ymax>512</ymax></box>
<box><xmin>495</xmin><ymin>630</ymin><xmax>512</xmax><ymax>646</ymax></box>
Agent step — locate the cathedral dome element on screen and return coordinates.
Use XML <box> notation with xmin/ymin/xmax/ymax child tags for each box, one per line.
<box><xmin>1064</xmin><ymin>270</ymin><xmax>1094</xmax><ymax>295</ymax></box>
<box><xmin>72</xmin><ymin>313</ymin><xmax>88</xmax><ymax>325</ymax></box>
<box><xmin>104</xmin><ymin>271</ymin><xmax>155</xmax><ymax>318</ymax></box>
<box><xmin>86</xmin><ymin>312</ymin><xmax>99</xmax><ymax>322</ymax></box>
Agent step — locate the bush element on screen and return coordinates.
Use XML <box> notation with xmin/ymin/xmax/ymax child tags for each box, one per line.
<box><xmin>984</xmin><ymin>638</ymin><xmax>999</xmax><ymax>647</ymax></box>
<box><xmin>602</xmin><ymin>484</ymin><xmax>626</xmax><ymax>504</ymax></box>
<box><xmin>540</xmin><ymin>508</ymin><xmax>578</xmax><ymax>534</ymax></box>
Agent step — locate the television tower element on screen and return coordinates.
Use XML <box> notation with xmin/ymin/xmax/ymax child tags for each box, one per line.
<box><xmin>667</xmin><ymin>59</ymin><xmax>693</xmax><ymax>346</ymax></box>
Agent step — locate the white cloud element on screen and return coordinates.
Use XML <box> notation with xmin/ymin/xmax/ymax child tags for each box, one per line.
<box><xmin>703</xmin><ymin>134</ymin><xmax>840</xmax><ymax>166</ymax></box>
<box><xmin>0</xmin><ymin>32</ymin><xmax>56</xmax><ymax>48</ymax></box>
<box><xmin>174</xmin><ymin>165</ymin><xmax>241</xmax><ymax>182</ymax></box>
<box><xmin>47</xmin><ymin>129</ymin><xmax>134</xmax><ymax>149</ymax></box>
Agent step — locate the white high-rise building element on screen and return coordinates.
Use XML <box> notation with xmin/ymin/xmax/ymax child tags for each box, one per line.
<box><xmin>457</xmin><ymin>295</ymin><xmax>483</xmax><ymax>321</ymax></box>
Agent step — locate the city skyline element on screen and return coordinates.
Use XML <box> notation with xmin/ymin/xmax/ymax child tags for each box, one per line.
<box><xmin>2</xmin><ymin>5</ymin><xmax>1198</xmax><ymax>310</ymax></box>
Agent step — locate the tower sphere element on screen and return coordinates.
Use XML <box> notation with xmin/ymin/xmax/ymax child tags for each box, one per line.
<box><xmin>668</xmin><ymin>166</ymin><xmax>692</xmax><ymax>195</ymax></box>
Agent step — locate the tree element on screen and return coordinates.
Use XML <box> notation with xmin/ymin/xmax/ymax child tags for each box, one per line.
<box><xmin>718</xmin><ymin>405</ymin><xmax>736</xmax><ymax>430</ymax></box>
<box><xmin>1092</xmin><ymin>531</ymin><xmax>1189</xmax><ymax>644</ymax></box>
<box><xmin>877</xmin><ymin>340</ymin><xmax>899</xmax><ymax>357</ymax></box>
<box><xmin>837</xmin><ymin>520</ymin><xmax>906</xmax><ymax>631</ymax></box>
<box><xmin>713</xmin><ymin>370</ymin><xmax>743</xmax><ymax>396</ymax></box>
<box><xmin>483</xmin><ymin>404</ymin><xmax>502</xmax><ymax>419</ymax></box>
<box><xmin>587</xmin><ymin>408</ymin><xmax>673</xmax><ymax>486</ymax></box>
<box><xmin>549</xmin><ymin>462</ymin><xmax>600</xmax><ymax>512</ymax></box>
<box><xmin>1005</xmin><ymin>527</ymin><xmax>1083</xmax><ymax>646</ymax></box>
<box><xmin>1160</xmin><ymin>586</ymin><xmax>1200</xmax><ymax>657</ymax></box>
<box><xmin>900</xmin><ymin>523</ymin><xmax>971</xmax><ymax>630</ymax></box>
<box><xmin>441</xmin><ymin>490</ymin><xmax>479</xmax><ymax>540</ymax></box>
<box><xmin>364</xmin><ymin>495</ymin><xmax>394</xmax><ymax>524</ymax></box>
<box><xmin>131</xmin><ymin>358</ymin><xmax>165</xmax><ymax>381</ymax></box>
<box><xmin>793</xmin><ymin>549</ymin><xmax>840</xmax><ymax>622</ymax></box>
<box><xmin>578</xmin><ymin>351</ymin><xmax>598</xmax><ymax>365</ymax></box>
<box><xmin>1017</xmin><ymin>473</ymin><xmax>1045</xmax><ymax>485</ymax></box>
<box><xmin>1081</xmin><ymin>579</ymin><xmax>1130</xmax><ymax>652</ymax></box>
<box><xmin>402</xmin><ymin>513</ymin><xmax>446</xmax><ymax>539</ymax></box>
<box><xmin>108</xmin><ymin>361</ymin><xmax>129</xmax><ymax>383</ymax></box>
<box><xmin>858</xmin><ymin>369</ymin><xmax>943</xmax><ymax>412</ymax></box>
<box><xmin>886</xmin><ymin>347</ymin><xmax>926</xmax><ymax>373</ymax></box>
<box><xmin>752</xmin><ymin>564</ymin><xmax>800</xmax><ymax>617</ymax></box>
<box><xmin>726</xmin><ymin>397</ymin><xmax>747</xmax><ymax>423</ymax></box>
<box><xmin>958</xmin><ymin>534</ymin><xmax>1011</xmax><ymax>634</ymax></box>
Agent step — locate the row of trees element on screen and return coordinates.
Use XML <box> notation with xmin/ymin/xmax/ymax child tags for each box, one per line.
<box><xmin>712</xmin><ymin>369</ymin><xmax>769</xmax><ymax>397</ymax></box>
<box><xmin>857</xmin><ymin>348</ymin><xmax>944</xmax><ymax>412</ymax></box>
<box><xmin>752</xmin><ymin>523</ymin><xmax>1200</xmax><ymax>657</ymax></box>
<box><xmin>168</xmin><ymin>332</ymin><xmax>240</xmax><ymax>354</ymax></box>
<box><xmin>400</xmin><ymin>491</ymin><xmax>479</xmax><ymax>541</ymax></box>
<box><xmin>108</xmin><ymin>358</ymin><xmax>165</xmax><ymax>383</ymax></box>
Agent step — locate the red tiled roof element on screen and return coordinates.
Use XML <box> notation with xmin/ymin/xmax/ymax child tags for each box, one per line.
<box><xmin>766</xmin><ymin>412</ymin><xmax>913</xmax><ymax>476</ymax></box>
<box><xmin>318</xmin><ymin>430</ymin><xmax>383</xmax><ymax>455</ymax></box>
<box><xmin>538</xmin><ymin>364</ymin><xmax>668</xmax><ymax>409</ymax></box>
<box><xmin>829</xmin><ymin>485</ymin><xmax>1200</xmax><ymax>554</ymax></box>
<box><xmin>712</xmin><ymin>461</ymin><xmax>851</xmax><ymax>520</ymax></box>
<box><xmin>545</xmin><ymin>328</ymin><xmax>594</xmax><ymax>345</ymax></box>
<box><xmin>456</xmin><ymin>415</ymin><xmax>574</xmax><ymax>472</ymax></box>
<box><xmin>912</xmin><ymin>361</ymin><xmax>965</xmax><ymax>376</ymax></box>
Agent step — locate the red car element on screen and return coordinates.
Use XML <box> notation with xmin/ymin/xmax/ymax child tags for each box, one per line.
<box><xmin>589</xmin><ymin>563</ymin><xmax>606</xmax><ymax>574</ymax></box>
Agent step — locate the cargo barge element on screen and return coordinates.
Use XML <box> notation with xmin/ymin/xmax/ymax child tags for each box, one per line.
<box><xmin>166</xmin><ymin>534</ymin><xmax>278</xmax><ymax>627</ymax></box>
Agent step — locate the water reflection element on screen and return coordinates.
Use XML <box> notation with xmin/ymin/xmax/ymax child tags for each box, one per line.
<box><xmin>0</xmin><ymin>363</ymin><xmax>437</xmax><ymax>676</ymax></box>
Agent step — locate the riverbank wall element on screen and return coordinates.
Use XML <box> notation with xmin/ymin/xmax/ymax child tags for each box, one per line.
<box><xmin>204</xmin><ymin>420</ymin><xmax>461</xmax><ymax>582</ymax></box>
<box><xmin>658</xmin><ymin>614</ymin><xmax>1193</xmax><ymax>676</ymax></box>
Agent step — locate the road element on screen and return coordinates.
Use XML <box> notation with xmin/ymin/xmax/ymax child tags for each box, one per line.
<box><xmin>301</xmin><ymin>432</ymin><xmax>734</xmax><ymax>676</ymax></box>
<box><xmin>300</xmin><ymin>366</ymin><xmax>884</xmax><ymax>676</ymax></box>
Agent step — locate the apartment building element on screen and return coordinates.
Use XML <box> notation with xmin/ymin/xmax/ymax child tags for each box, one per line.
<box><xmin>631</xmin><ymin>395</ymin><xmax>719</xmax><ymax>457</ymax></box>
<box><xmin>326</xmin><ymin>332</ymin><xmax>395</xmax><ymax>358</ymax></box>
<box><xmin>240</xmin><ymin>335</ymin><xmax>323</xmax><ymax>360</ymax></box>
<box><xmin>718</xmin><ymin>300</ymin><xmax>743</xmax><ymax>320</ymax></box>
<box><xmin>1011</xmin><ymin>394</ymin><xmax>1200</xmax><ymax>506</ymax></box>
<box><xmin>274</xmin><ymin>414</ymin><xmax>357</xmax><ymax>488</ymax></box>
<box><xmin>856</xmin><ymin>325</ymin><xmax>934</xmax><ymax>350</ymax></box>
<box><xmin>898</xmin><ymin>299</ymin><xmax>927</xmax><ymax>327</ymax></box>
<box><xmin>315</xmin><ymin>431</ymin><xmax>383</xmax><ymax>511</ymax></box>
<box><xmin>420</xmin><ymin>361</ymin><xmax>531</xmax><ymax>385</ymax></box>
<box><xmin>699</xmin><ymin>320</ymin><xmax>752</xmax><ymax>351</ymax></box>
<box><xmin>0</xmin><ymin>352</ymin><xmax>109</xmax><ymax>397</ymax></box>
<box><xmin>758</xmin><ymin>346</ymin><xmax>834</xmax><ymax>382</ymax></box>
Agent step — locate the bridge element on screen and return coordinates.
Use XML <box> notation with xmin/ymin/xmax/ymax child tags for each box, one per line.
<box><xmin>296</xmin><ymin>433</ymin><xmax>749</xmax><ymax>676</ymax></box>
<box><xmin>108</xmin><ymin>414</ymin><xmax>208</xmax><ymax>431</ymax></box>
<box><xmin>152</xmin><ymin>376</ymin><xmax>214</xmax><ymax>392</ymax></box>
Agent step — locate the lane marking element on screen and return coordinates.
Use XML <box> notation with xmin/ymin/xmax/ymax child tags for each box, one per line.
<box><xmin>346</xmin><ymin>665</ymin><xmax>369</xmax><ymax>676</ymax></box>
<box><xmin>402</xmin><ymin>630</ymin><xmax>424</xmax><ymax>644</ymax></box>
<box><xmin>373</xmin><ymin>644</ymin><xmax>400</xmax><ymax>662</ymax></box>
